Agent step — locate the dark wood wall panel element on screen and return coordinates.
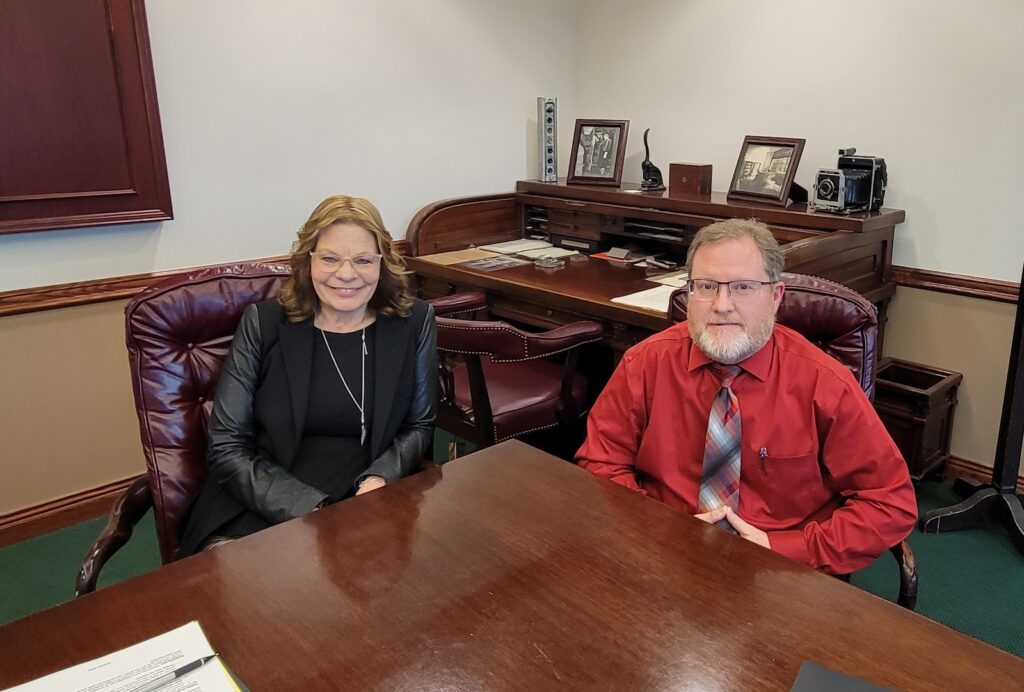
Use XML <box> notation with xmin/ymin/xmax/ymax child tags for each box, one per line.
<box><xmin>0</xmin><ymin>0</ymin><xmax>171</xmax><ymax>234</ymax></box>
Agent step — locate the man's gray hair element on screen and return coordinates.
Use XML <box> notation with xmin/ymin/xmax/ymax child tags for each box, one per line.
<box><xmin>685</xmin><ymin>218</ymin><xmax>783</xmax><ymax>282</ymax></box>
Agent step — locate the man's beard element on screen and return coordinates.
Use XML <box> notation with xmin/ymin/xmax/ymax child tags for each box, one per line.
<box><xmin>690</xmin><ymin>314</ymin><xmax>775</xmax><ymax>365</ymax></box>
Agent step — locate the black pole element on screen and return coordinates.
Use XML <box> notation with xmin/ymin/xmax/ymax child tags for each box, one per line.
<box><xmin>919</xmin><ymin>262</ymin><xmax>1024</xmax><ymax>556</ymax></box>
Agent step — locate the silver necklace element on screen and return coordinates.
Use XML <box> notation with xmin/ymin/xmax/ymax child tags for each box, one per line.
<box><xmin>319</xmin><ymin>326</ymin><xmax>367</xmax><ymax>445</ymax></box>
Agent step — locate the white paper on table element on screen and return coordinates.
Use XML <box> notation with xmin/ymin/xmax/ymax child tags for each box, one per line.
<box><xmin>418</xmin><ymin>248</ymin><xmax>499</xmax><ymax>265</ymax></box>
<box><xmin>648</xmin><ymin>270</ymin><xmax>689</xmax><ymax>287</ymax></box>
<box><xmin>517</xmin><ymin>246</ymin><xmax>579</xmax><ymax>259</ymax></box>
<box><xmin>610</xmin><ymin>284</ymin><xmax>677</xmax><ymax>313</ymax></box>
<box><xmin>478</xmin><ymin>239</ymin><xmax>552</xmax><ymax>254</ymax></box>
<box><xmin>5</xmin><ymin>621</ymin><xmax>238</xmax><ymax>692</ymax></box>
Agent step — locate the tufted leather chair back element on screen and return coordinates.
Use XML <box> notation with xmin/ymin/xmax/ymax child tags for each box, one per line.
<box><xmin>669</xmin><ymin>273</ymin><xmax>878</xmax><ymax>399</ymax></box>
<box><xmin>125</xmin><ymin>262</ymin><xmax>291</xmax><ymax>562</ymax></box>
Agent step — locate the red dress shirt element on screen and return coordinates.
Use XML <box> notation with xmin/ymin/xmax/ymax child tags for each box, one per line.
<box><xmin>576</xmin><ymin>322</ymin><xmax>917</xmax><ymax>575</ymax></box>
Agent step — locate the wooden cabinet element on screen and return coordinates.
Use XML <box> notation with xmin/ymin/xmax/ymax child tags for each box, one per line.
<box><xmin>0</xmin><ymin>0</ymin><xmax>171</xmax><ymax>235</ymax></box>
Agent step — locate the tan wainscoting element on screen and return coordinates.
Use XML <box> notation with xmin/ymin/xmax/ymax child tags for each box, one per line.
<box><xmin>0</xmin><ymin>475</ymin><xmax>140</xmax><ymax>549</ymax></box>
<box><xmin>947</xmin><ymin>455</ymin><xmax>1024</xmax><ymax>494</ymax></box>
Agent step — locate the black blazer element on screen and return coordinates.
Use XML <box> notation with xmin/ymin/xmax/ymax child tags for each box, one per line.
<box><xmin>177</xmin><ymin>298</ymin><xmax>436</xmax><ymax>557</ymax></box>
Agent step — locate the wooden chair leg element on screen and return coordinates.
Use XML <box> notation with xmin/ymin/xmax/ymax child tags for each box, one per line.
<box><xmin>832</xmin><ymin>540</ymin><xmax>917</xmax><ymax>611</ymax></box>
<box><xmin>891</xmin><ymin>540</ymin><xmax>918</xmax><ymax>611</ymax></box>
<box><xmin>75</xmin><ymin>475</ymin><xmax>153</xmax><ymax>597</ymax></box>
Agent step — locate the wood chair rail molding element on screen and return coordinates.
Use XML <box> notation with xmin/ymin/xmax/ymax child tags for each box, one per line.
<box><xmin>891</xmin><ymin>265</ymin><xmax>1018</xmax><ymax>304</ymax></box>
<box><xmin>0</xmin><ymin>241</ymin><xmax>407</xmax><ymax>318</ymax></box>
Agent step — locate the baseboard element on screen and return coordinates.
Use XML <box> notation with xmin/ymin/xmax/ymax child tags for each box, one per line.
<box><xmin>0</xmin><ymin>475</ymin><xmax>141</xmax><ymax>549</ymax></box>
<box><xmin>946</xmin><ymin>455</ymin><xmax>1024</xmax><ymax>493</ymax></box>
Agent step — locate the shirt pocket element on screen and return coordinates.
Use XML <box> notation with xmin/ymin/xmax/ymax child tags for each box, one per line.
<box><xmin>760</xmin><ymin>451</ymin><xmax>826</xmax><ymax>511</ymax></box>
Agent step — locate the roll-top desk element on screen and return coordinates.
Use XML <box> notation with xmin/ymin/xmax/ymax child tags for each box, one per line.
<box><xmin>406</xmin><ymin>180</ymin><xmax>903</xmax><ymax>355</ymax></box>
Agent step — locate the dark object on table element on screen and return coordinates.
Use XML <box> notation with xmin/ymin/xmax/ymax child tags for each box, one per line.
<box><xmin>812</xmin><ymin>147</ymin><xmax>887</xmax><ymax>213</ymax></box>
<box><xmin>873</xmin><ymin>358</ymin><xmax>963</xmax><ymax>482</ymax></box>
<box><xmin>920</xmin><ymin>261</ymin><xmax>1024</xmax><ymax>556</ymax></box>
<box><xmin>640</xmin><ymin>128</ymin><xmax>665</xmax><ymax>192</ymax></box>
<box><xmin>668</xmin><ymin>162</ymin><xmax>712</xmax><ymax>197</ymax></box>
<box><xmin>790</xmin><ymin>661</ymin><xmax>891</xmax><ymax>691</ymax></box>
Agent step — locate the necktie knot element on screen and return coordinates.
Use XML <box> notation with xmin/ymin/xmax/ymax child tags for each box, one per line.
<box><xmin>715</xmin><ymin>365</ymin><xmax>742</xmax><ymax>389</ymax></box>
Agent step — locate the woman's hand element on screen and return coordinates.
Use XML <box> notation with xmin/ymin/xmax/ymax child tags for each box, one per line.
<box><xmin>355</xmin><ymin>475</ymin><xmax>387</xmax><ymax>496</ymax></box>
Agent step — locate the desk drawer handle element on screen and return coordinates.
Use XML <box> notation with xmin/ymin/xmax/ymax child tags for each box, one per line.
<box><xmin>545</xmin><ymin>309</ymin><xmax>553</xmax><ymax>317</ymax></box>
<box><xmin>565</xmin><ymin>201</ymin><xmax>586</xmax><ymax>207</ymax></box>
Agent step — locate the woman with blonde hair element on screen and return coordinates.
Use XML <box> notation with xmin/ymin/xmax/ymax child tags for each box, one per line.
<box><xmin>178</xmin><ymin>195</ymin><xmax>436</xmax><ymax>555</ymax></box>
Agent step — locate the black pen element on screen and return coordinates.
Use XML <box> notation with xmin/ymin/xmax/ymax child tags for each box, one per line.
<box><xmin>129</xmin><ymin>655</ymin><xmax>217</xmax><ymax>692</ymax></box>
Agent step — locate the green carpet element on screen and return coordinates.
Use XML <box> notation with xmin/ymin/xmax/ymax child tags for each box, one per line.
<box><xmin>0</xmin><ymin>513</ymin><xmax>161</xmax><ymax>624</ymax></box>
<box><xmin>852</xmin><ymin>481</ymin><xmax>1024</xmax><ymax>657</ymax></box>
<box><xmin>1</xmin><ymin>474</ymin><xmax>1021</xmax><ymax>659</ymax></box>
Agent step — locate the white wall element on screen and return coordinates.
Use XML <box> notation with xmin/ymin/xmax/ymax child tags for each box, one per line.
<box><xmin>0</xmin><ymin>0</ymin><xmax>576</xmax><ymax>292</ymax></box>
<box><xmin>575</xmin><ymin>0</ymin><xmax>1024</xmax><ymax>281</ymax></box>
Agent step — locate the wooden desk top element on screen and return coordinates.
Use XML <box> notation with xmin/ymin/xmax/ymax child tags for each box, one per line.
<box><xmin>2</xmin><ymin>441</ymin><xmax>1021</xmax><ymax>690</ymax></box>
<box><xmin>407</xmin><ymin>254</ymin><xmax>672</xmax><ymax>332</ymax></box>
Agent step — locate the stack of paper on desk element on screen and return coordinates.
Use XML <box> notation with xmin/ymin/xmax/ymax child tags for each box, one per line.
<box><xmin>649</xmin><ymin>270</ymin><xmax>689</xmax><ymax>287</ymax></box>
<box><xmin>478</xmin><ymin>238</ymin><xmax>552</xmax><ymax>254</ymax></box>
<box><xmin>7</xmin><ymin>621</ymin><xmax>245</xmax><ymax>692</ymax></box>
<box><xmin>417</xmin><ymin>248</ymin><xmax>499</xmax><ymax>265</ymax></box>
<box><xmin>517</xmin><ymin>246</ymin><xmax>579</xmax><ymax>259</ymax></box>
<box><xmin>610</xmin><ymin>284</ymin><xmax>677</xmax><ymax>313</ymax></box>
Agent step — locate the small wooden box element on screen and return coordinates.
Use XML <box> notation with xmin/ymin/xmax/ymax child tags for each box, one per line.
<box><xmin>669</xmin><ymin>163</ymin><xmax>712</xmax><ymax>197</ymax></box>
<box><xmin>873</xmin><ymin>357</ymin><xmax>963</xmax><ymax>481</ymax></box>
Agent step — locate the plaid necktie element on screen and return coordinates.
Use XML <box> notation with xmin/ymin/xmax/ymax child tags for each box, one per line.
<box><xmin>698</xmin><ymin>365</ymin><xmax>742</xmax><ymax>517</ymax></box>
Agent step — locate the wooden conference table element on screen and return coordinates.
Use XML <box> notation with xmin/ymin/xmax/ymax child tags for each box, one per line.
<box><xmin>1</xmin><ymin>442</ymin><xmax>1021</xmax><ymax>690</ymax></box>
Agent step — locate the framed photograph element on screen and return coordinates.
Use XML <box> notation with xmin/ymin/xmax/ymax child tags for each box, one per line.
<box><xmin>727</xmin><ymin>136</ymin><xmax>806</xmax><ymax>206</ymax></box>
<box><xmin>567</xmin><ymin>119</ymin><xmax>629</xmax><ymax>186</ymax></box>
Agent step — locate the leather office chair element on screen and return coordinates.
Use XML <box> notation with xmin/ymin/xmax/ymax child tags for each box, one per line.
<box><xmin>427</xmin><ymin>292</ymin><xmax>604</xmax><ymax>452</ymax></box>
<box><xmin>76</xmin><ymin>263</ymin><xmax>292</xmax><ymax>595</ymax></box>
<box><xmin>669</xmin><ymin>272</ymin><xmax>918</xmax><ymax>610</ymax></box>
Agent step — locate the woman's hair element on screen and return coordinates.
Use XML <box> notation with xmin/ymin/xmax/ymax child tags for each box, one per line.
<box><xmin>278</xmin><ymin>195</ymin><xmax>413</xmax><ymax>322</ymax></box>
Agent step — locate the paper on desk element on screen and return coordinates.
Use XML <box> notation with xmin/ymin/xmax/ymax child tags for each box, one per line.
<box><xmin>417</xmin><ymin>248</ymin><xmax>498</xmax><ymax>265</ymax></box>
<box><xmin>478</xmin><ymin>239</ymin><xmax>552</xmax><ymax>254</ymax></box>
<box><xmin>649</xmin><ymin>270</ymin><xmax>689</xmax><ymax>287</ymax></box>
<box><xmin>517</xmin><ymin>246</ymin><xmax>579</xmax><ymax>259</ymax></box>
<box><xmin>610</xmin><ymin>284</ymin><xmax>677</xmax><ymax>313</ymax></box>
<box><xmin>5</xmin><ymin>621</ymin><xmax>240</xmax><ymax>692</ymax></box>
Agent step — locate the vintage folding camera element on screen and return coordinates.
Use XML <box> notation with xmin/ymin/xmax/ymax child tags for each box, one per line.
<box><xmin>811</xmin><ymin>148</ymin><xmax>887</xmax><ymax>213</ymax></box>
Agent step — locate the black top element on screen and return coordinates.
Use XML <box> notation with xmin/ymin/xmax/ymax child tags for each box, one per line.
<box><xmin>215</xmin><ymin>324</ymin><xmax>376</xmax><ymax>540</ymax></box>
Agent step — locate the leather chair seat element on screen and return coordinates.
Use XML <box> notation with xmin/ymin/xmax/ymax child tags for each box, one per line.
<box><xmin>451</xmin><ymin>359</ymin><xmax>589</xmax><ymax>442</ymax></box>
<box><xmin>429</xmin><ymin>291</ymin><xmax>603</xmax><ymax>450</ymax></box>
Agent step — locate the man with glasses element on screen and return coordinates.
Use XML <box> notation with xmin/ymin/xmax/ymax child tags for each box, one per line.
<box><xmin>576</xmin><ymin>219</ymin><xmax>915</xmax><ymax>575</ymax></box>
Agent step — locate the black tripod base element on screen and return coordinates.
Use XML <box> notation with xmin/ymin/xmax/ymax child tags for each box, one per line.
<box><xmin>920</xmin><ymin>483</ymin><xmax>1024</xmax><ymax>556</ymax></box>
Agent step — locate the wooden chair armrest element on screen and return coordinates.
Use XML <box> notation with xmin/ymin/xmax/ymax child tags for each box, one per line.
<box><xmin>525</xmin><ymin>320</ymin><xmax>604</xmax><ymax>358</ymax></box>
<box><xmin>75</xmin><ymin>475</ymin><xmax>154</xmax><ymax>597</ymax></box>
<box><xmin>428</xmin><ymin>292</ymin><xmax>488</xmax><ymax>317</ymax></box>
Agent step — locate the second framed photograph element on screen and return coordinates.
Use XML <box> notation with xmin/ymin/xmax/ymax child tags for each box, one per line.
<box><xmin>727</xmin><ymin>136</ymin><xmax>805</xmax><ymax>206</ymax></box>
<box><xmin>568</xmin><ymin>119</ymin><xmax>629</xmax><ymax>186</ymax></box>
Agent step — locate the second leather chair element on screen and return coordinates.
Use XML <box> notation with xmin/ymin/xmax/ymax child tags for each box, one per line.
<box><xmin>429</xmin><ymin>292</ymin><xmax>604</xmax><ymax>451</ymax></box>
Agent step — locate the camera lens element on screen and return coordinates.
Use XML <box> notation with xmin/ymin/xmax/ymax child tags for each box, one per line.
<box><xmin>817</xmin><ymin>179</ymin><xmax>836</xmax><ymax>198</ymax></box>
